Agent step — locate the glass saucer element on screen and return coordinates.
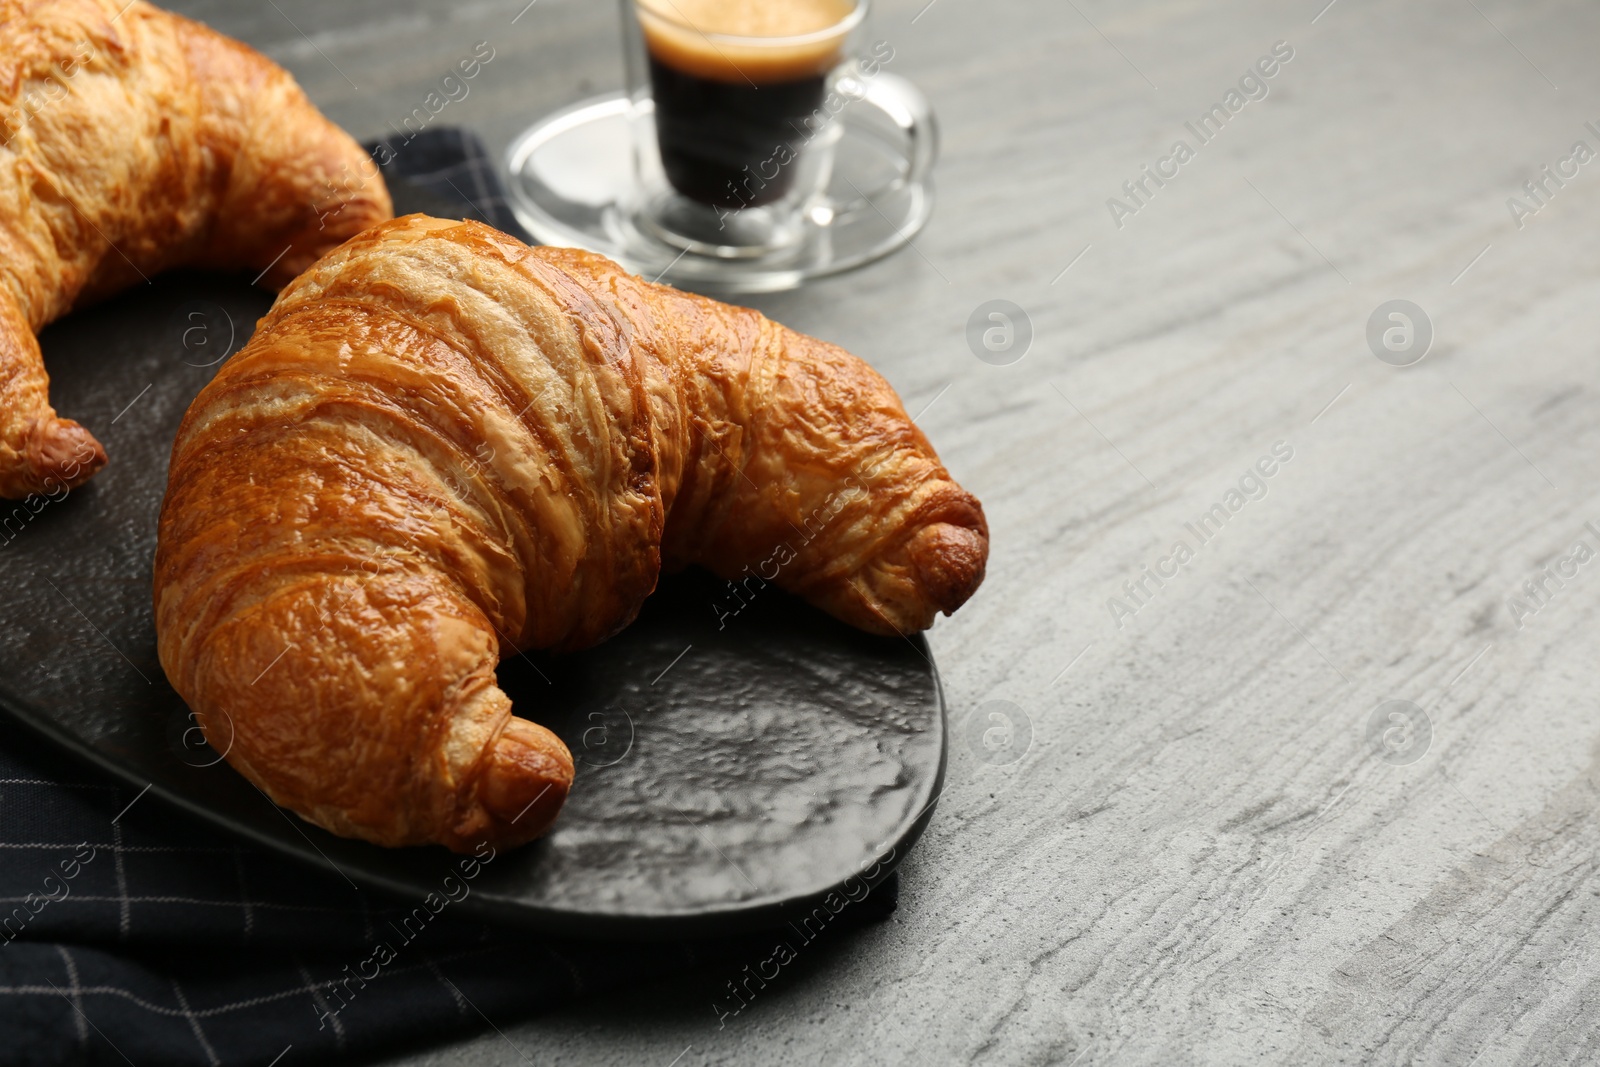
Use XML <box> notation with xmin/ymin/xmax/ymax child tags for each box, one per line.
<box><xmin>505</xmin><ymin>79</ymin><xmax>936</xmax><ymax>293</ymax></box>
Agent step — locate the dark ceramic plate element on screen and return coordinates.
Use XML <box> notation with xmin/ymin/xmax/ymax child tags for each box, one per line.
<box><xmin>0</xmin><ymin>267</ymin><xmax>946</xmax><ymax>940</ymax></box>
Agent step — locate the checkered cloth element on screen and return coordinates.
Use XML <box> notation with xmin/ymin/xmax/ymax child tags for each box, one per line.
<box><xmin>0</xmin><ymin>129</ymin><xmax>897</xmax><ymax>1067</ymax></box>
<box><xmin>367</xmin><ymin>126</ymin><xmax>535</xmax><ymax>243</ymax></box>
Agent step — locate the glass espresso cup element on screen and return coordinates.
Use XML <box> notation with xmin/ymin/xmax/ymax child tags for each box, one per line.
<box><xmin>623</xmin><ymin>0</ymin><xmax>871</xmax><ymax>257</ymax></box>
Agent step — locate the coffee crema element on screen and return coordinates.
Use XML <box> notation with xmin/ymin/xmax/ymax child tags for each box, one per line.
<box><xmin>637</xmin><ymin>0</ymin><xmax>856</xmax><ymax>83</ymax></box>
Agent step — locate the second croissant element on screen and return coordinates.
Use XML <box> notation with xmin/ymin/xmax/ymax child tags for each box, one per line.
<box><xmin>0</xmin><ymin>0</ymin><xmax>391</xmax><ymax>500</ymax></box>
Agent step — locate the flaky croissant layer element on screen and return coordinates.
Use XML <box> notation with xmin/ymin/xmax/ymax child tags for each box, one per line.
<box><xmin>0</xmin><ymin>0</ymin><xmax>391</xmax><ymax>499</ymax></box>
<box><xmin>155</xmin><ymin>216</ymin><xmax>988</xmax><ymax>852</ymax></box>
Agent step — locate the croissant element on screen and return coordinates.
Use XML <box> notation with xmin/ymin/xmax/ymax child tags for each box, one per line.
<box><xmin>154</xmin><ymin>215</ymin><xmax>988</xmax><ymax>852</ymax></box>
<box><xmin>0</xmin><ymin>0</ymin><xmax>392</xmax><ymax>500</ymax></box>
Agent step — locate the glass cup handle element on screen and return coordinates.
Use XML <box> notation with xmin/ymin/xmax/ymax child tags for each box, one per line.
<box><xmin>822</xmin><ymin>68</ymin><xmax>938</xmax><ymax>217</ymax></box>
<box><xmin>867</xmin><ymin>71</ymin><xmax>938</xmax><ymax>193</ymax></box>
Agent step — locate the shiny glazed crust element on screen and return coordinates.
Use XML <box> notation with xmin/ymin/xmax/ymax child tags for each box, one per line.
<box><xmin>0</xmin><ymin>0</ymin><xmax>392</xmax><ymax>499</ymax></box>
<box><xmin>154</xmin><ymin>216</ymin><xmax>988</xmax><ymax>852</ymax></box>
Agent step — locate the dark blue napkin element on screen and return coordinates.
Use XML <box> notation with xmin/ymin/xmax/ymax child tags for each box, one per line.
<box><xmin>0</xmin><ymin>128</ymin><xmax>897</xmax><ymax>1067</ymax></box>
<box><xmin>367</xmin><ymin>126</ymin><xmax>535</xmax><ymax>243</ymax></box>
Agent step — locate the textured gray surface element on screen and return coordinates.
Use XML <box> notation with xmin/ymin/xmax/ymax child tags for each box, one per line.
<box><xmin>150</xmin><ymin>0</ymin><xmax>1600</xmax><ymax>1062</ymax></box>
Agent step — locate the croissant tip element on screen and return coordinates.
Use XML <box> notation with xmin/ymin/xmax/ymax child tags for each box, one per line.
<box><xmin>25</xmin><ymin>417</ymin><xmax>107</xmax><ymax>491</ymax></box>
<box><xmin>913</xmin><ymin>520</ymin><xmax>989</xmax><ymax>619</ymax></box>
<box><xmin>461</xmin><ymin>718</ymin><xmax>575</xmax><ymax>851</ymax></box>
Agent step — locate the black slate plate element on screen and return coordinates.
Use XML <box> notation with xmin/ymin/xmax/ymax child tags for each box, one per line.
<box><xmin>0</xmin><ymin>271</ymin><xmax>946</xmax><ymax>940</ymax></box>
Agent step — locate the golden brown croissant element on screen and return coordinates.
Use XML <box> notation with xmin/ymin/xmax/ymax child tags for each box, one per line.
<box><xmin>0</xmin><ymin>0</ymin><xmax>392</xmax><ymax>499</ymax></box>
<box><xmin>154</xmin><ymin>216</ymin><xmax>988</xmax><ymax>852</ymax></box>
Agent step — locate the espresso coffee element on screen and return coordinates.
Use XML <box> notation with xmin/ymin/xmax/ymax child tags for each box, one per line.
<box><xmin>637</xmin><ymin>0</ymin><xmax>856</xmax><ymax>209</ymax></box>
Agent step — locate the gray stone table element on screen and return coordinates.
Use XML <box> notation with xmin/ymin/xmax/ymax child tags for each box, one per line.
<box><xmin>157</xmin><ymin>0</ymin><xmax>1600</xmax><ymax>1062</ymax></box>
